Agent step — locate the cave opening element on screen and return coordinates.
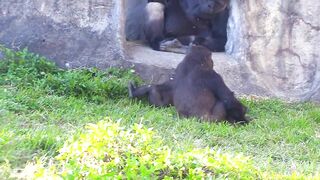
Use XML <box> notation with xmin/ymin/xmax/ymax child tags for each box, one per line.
<box><xmin>123</xmin><ymin>0</ymin><xmax>237</xmax><ymax>69</ymax></box>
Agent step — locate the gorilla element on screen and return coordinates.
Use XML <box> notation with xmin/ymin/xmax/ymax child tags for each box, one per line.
<box><xmin>129</xmin><ymin>80</ymin><xmax>174</xmax><ymax>107</ymax></box>
<box><xmin>126</xmin><ymin>0</ymin><xmax>229</xmax><ymax>52</ymax></box>
<box><xmin>128</xmin><ymin>45</ymin><xmax>249</xmax><ymax>124</ymax></box>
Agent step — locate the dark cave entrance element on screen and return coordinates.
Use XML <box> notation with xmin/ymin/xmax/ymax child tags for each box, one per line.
<box><xmin>124</xmin><ymin>0</ymin><xmax>230</xmax><ymax>56</ymax></box>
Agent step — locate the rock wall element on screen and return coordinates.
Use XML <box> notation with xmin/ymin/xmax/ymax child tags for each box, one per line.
<box><xmin>0</xmin><ymin>0</ymin><xmax>125</xmax><ymax>68</ymax></box>
<box><xmin>226</xmin><ymin>0</ymin><xmax>320</xmax><ymax>101</ymax></box>
<box><xmin>0</xmin><ymin>0</ymin><xmax>319</xmax><ymax>102</ymax></box>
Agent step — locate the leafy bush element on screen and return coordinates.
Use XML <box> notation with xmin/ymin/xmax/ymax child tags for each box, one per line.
<box><xmin>0</xmin><ymin>47</ymin><xmax>59</xmax><ymax>86</ymax></box>
<box><xmin>41</xmin><ymin>68</ymin><xmax>139</xmax><ymax>100</ymax></box>
<box><xmin>0</xmin><ymin>46</ymin><xmax>141</xmax><ymax>101</ymax></box>
<box><xmin>29</xmin><ymin>120</ymin><xmax>319</xmax><ymax>179</ymax></box>
<box><xmin>31</xmin><ymin>120</ymin><xmax>262</xmax><ymax>179</ymax></box>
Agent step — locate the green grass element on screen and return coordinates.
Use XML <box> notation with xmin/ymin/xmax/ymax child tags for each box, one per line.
<box><xmin>0</xmin><ymin>46</ymin><xmax>319</xmax><ymax>179</ymax></box>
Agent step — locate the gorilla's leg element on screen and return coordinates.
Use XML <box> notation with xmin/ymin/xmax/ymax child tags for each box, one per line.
<box><xmin>210</xmin><ymin>101</ymin><xmax>226</xmax><ymax>121</ymax></box>
<box><xmin>145</xmin><ymin>2</ymin><xmax>165</xmax><ymax>50</ymax></box>
<box><xmin>149</xmin><ymin>81</ymin><xmax>173</xmax><ymax>106</ymax></box>
<box><xmin>128</xmin><ymin>81</ymin><xmax>173</xmax><ymax>107</ymax></box>
<box><xmin>128</xmin><ymin>82</ymin><xmax>151</xmax><ymax>98</ymax></box>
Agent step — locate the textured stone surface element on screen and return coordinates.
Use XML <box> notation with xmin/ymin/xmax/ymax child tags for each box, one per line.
<box><xmin>0</xmin><ymin>0</ymin><xmax>125</xmax><ymax>68</ymax></box>
<box><xmin>226</xmin><ymin>0</ymin><xmax>320</xmax><ymax>101</ymax></box>
<box><xmin>0</xmin><ymin>0</ymin><xmax>319</xmax><ymax>102</ymax></box>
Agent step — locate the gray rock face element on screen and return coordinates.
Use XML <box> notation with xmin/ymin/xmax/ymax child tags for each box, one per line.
<box><xmin>226</xmin><ymin>0</ymin><xmax>320</xmax><ymax>101</ymax></box>
<box><xmin>0</xmin><ymin>0</ymin><xmax>319</xmax><ymax>102</ymax></box>
<box><xmin>0</xmin><ymin>0</ymin><xmax>125</xmax><ymax>68</ymax></box>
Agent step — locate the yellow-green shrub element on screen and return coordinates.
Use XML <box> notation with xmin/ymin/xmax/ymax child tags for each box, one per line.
<box><xmin>32</xmin><ymin>119</ymin><xmax>262</xmax><ymax>179</ymax></box>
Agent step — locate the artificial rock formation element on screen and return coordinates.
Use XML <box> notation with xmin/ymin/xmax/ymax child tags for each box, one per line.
<box><xmin>0</xmin><ymin>0</ymin><xmax>125</xmax><ymax>68</ymax></box>
<box><xmin>226</xmin><ymin>0</ymin><xmax>320</xmax><ymax>101</ymax></box>
<box><xmin>0</xmin><ymin>0</ymin><xmax>319</xmax><ymax>101</ymax></box>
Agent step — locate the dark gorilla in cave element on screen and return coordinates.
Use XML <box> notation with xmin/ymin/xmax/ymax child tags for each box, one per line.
<box><xmin>126</xmin><ymin>0</ymin><xmax>229</xmax><ymax>52</ymax></box>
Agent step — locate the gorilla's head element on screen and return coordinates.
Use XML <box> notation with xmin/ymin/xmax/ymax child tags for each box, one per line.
<box><xmin>186</xmin><ymin>45</ymin><xmax>213</xmax><ymax>69</ymax></box>
<box><xmin>180</xmin><ymin>0</ymin><xmax>229</xmax><ymax>20</ymax></box>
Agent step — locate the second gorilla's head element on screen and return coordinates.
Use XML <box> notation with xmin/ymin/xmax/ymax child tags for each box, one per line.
<box><xmin>186</xmin><ymin>45</ymin><xmax>213</xmax><ymax>69</ymax></box>
<box><xmin>180</xmin><ymin>0</ymin><xmax>229</xmax><ymax>20</ymax></box>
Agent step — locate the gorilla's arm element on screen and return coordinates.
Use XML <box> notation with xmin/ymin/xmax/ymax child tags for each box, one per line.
<box><xmin>192</xmin><ymin>7</ymin><xmax>229</xmax><ymax>52</ymax></box>
<box><xmin>206</xmin><ymin>71</ymin><xmax>249</xmax><ymax>123</ymax></box>
<box><xmin>144</xmin><ymin>2</ymin><xmax>166</xmax><ymax>50</ymax></box>
<box><xmin>206</xmin><ymin>71</ymin><xmax>237</xmax><ymax>108</ymax></box>
<box><xmin>205</xmin><ymin>7</ymin><xmax>229</xmax><ymax>52</ymax></box>
<box><xmin>125</xmin><ymin>0</ymin><xmax>148</xmax><ymax>41</ymax></box>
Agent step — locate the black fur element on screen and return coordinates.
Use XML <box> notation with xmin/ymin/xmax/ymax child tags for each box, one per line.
<box><xmin>128</xmin><ymin>80</ymin><xmax>173</xmax><ymax>107</ymax></box>
<box><xmin>144</xmin><ymin>2</ymin><xmax>166</xmax><ymax>50</ymax></box>
<box><xmin>125</xmin><ymin>0</ymin><xmax>229</xmax><ymax>52</ymax></box>
<box><xmin>128</xmin><ymin>45</ymin><xmax>249</xmax><ymax>124</ymax></box>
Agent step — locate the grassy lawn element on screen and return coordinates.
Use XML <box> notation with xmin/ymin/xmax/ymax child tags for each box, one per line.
<box><xmin>0</xmin><ymin>47</ymin><xmax>319</xmax><ymax>179</ymax></box>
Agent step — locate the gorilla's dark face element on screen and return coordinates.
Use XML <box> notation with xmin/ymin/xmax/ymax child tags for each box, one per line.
<box><xmin>180</xmin><ymin>0</ymin><xmax>229</xmax><ymax>20</ymax></box>
<box><xmin>198</xmin><ymin>0</ymin><xmax>228</xmax><ymax>16</ymax></box>
<box><xmin>188</xmin><ymin>44</ymin><xmax>212</xmax><ymax>58</ymax></box>
<box><xmin>187</xmin><ymin>45</ymin><xmax>213</xmax><ymax>68</ymax></box>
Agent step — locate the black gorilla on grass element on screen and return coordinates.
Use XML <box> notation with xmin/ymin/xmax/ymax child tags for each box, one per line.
<box><xmin>126</xmin><ymin>0</ymin><xmax>229</xmax><ymax>52</ymax></box>
<box><xmin>128</xmin><ymin>45</ymin><xmax>249</xmax><ymax>124</ymax></box>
